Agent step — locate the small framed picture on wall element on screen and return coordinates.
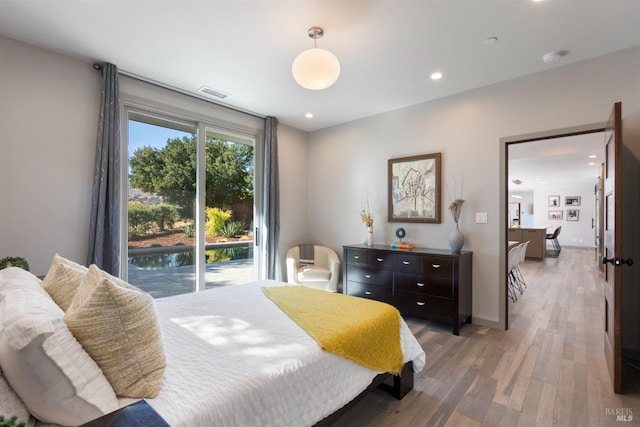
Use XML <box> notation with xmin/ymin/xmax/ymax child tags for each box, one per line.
<box><xmin>548</xmin><ymin>195</ymin><xmax>560</xmax><ymax>207</ymax></box>
<box><xmin>548</xmin><ymin>210</ymin><xmax>563</xmax><ymax>220</ymax></box>
<box><xmin>565</xmin><ymin>196</ymin><xmax>581</xmax><ymax>206</ymax></box>
<box><xmin>567</xmin><ymin>209</ymin><xmax>579</xmax><ymax>221</ymax></box>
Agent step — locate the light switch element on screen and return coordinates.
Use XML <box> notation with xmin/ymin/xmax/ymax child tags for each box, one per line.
<box><xmin>476</xmin><ymin>212</ymin><xmax>488</xmax><ymax>224</ymax></box>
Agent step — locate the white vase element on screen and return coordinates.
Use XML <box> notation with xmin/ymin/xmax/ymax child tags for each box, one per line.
<box><xmin>449</xmin><ymin>223</ymin><xmax>464</xmax><ymax>253</ymax></box>
<box><xmin>366</xmin><ymin>226</ymin><xmax>374</xmax><ymax>246</ymax></box>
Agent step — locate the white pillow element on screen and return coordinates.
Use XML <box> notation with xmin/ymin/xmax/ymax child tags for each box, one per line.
<box><xmin>0</xmin><ymin>266</ymin><xmax>48</xmax><ymax>298</ymax></box>
<box><xmin>0</xmin><ymin>284</ymin><xmax>119</xmax><ymax>426</ymax></box>
<box><xmin>0</xmin><ymin>369</ymin><xmax>34</xmax><ymax>427</ymax></box>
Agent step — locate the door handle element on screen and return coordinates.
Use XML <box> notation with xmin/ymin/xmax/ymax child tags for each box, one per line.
<box><xmin>592</xmin><ymin>218</ymin><xmax>595</xmax><ymax>229</ymax></box>
<box><xmin>602</xmin><ymin>257</ymin><xmax>634</xmax><ymax>266</ymax></box>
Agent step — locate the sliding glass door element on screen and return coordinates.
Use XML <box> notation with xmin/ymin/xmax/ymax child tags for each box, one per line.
<box><xmin>123</xmin><ymin>109</ymin><xmax>256</xmax><ymax>297</ymax></box>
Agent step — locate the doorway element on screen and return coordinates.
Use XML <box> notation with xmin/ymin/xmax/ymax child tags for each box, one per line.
<box><xmin>501</xmin><ymin>125</ymin><xmax>606</xmax><ymax>330</ymax></box>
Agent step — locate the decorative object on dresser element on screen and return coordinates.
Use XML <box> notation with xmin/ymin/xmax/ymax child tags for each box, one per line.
<box><xmin>343</xmin><ymin>244</ymin><xmax>472</xmax><ymax>335</ymax></box>
<box><xmin>360</xmin><ymin>205</ymin><xmax>374</xmax><ymax>246</ymax></box>
<box><xmin>388</xmin><ymin>152</ymin><xmax>442</xmax><ymax>223</ymax></box>
<box><xmin>447</xmin><ymin>179</ymin><xmax>465</xmax><ymax>253</ymax></box>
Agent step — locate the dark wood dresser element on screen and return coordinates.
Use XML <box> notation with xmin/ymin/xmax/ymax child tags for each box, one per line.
<box><xmin>343</xmin><ymin>244</ymin><xmax>472</xmax><ymax>335</ymax></box>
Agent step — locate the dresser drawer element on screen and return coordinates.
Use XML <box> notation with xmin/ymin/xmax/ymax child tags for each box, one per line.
<box><xmin>346</xmin><ymin>265</ymin><xmax>393</xmax><ymax>286</ymax></box>
<box><xmin>345</xmin><ymin>281</ymin><xmax>393</xmax><ymax>304</ymax></box>
<box><xmin>422</xmin><ymin>256</ymin><xmax>453</xmax><ymax>277</ymax></box>
<box><xmin>369</xmin><ymin>250</ymin><xmax>393</xmax><ymax>269</ymax></box>
<box><xmin>394</xmin><ymin>272</ymin><xmax>453</xmax><ymax>299</ymax></box>
<box><xmin>392</xmin><ymin>253</ymin><xmax>422</xmax><ymax>273</ymax></box>
<box><xmin>345</xmin><ymin>248</ymin><xmax>370</xmax><ymax>266</ymax></box>
<box><xmin>394</xmin><ymin>291</ymin><xmax>454</xmax><ymax>321</ymax></box>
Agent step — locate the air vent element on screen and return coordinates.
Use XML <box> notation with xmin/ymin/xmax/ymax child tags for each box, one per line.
<box><xmin>198</xmin><ymin>86</ymin><xmax>230</xmax><ymax>99</ymax></box>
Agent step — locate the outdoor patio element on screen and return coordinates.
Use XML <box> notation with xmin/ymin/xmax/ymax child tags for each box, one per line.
<box><xmin>127</xmin><ymin>258</ymin><xmax>254</xmax><ymax>299</ymax></box>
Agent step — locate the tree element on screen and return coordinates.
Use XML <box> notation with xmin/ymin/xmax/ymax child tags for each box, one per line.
<box><xmin>129</xmin><ymin>136</ymin><xmax>253</xmax><ymax>217</ymax></box>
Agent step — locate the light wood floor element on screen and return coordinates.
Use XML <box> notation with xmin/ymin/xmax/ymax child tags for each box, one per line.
<box><xmin>334</xmin><ymin>248</ymin><xmax>640</xmax><ymax>426</ymax></box>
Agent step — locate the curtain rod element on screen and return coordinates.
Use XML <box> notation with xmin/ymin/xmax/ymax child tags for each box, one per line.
<box><xmin>93</xmin><ymin>62</ymin><xmax>265</xmax><ymax>120</ymax></box>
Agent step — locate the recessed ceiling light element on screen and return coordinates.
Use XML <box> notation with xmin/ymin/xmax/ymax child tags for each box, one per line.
<box><xmin>532</xmin><ymin>0</ymin><xmax>544</xmax><ymax>2</ymax></box>
<box><xmin>588</xmin><ymin>162</ymin><xmax>596</xmax><ymax>166</ymax></box>
<box><xmin>430</xmin><ymin>72</ymin><xmax>443</xmax><ymax>80</ymax></box>
<box><xmin>305</xmin><ymin>113</ymin><xmax>314</xmax><ymax>119</ymax></box>
<box><xmin>484</xmin><ymin>36</ymin><xmax>498</xmax><ymax>45</ymax></box>
<box><xmin>512</xmin><ymin>194</ymin><xmax>523</xmax><ymax>199</ymax></box>
<box><xmin>542</xmin><ymin>50</ymin><xmax>568</xmax><ymax>64</ymax></box>
<box><xmin>588</xmin><ymin>154</ymin><xmax>597</xmax><ymax>158</ymax></box>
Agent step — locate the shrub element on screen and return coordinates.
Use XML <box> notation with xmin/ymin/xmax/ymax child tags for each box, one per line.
<box><xmin>151</xmin><ymin>204</ymin><xmax>179</xmax><ymax>231</ymax></box>
<box><xmin>128</xmin><ymin>203</ymin><xmax>179</xmax><ymax>236</ymax></box>
<box><xmin>183</xmin><ymin>223</ymin><xmax>194</xmax><ymax>237</ymax></box>
<box><xmin>219</xmin><ymin>220</ymin><xmax>246</xmax><ymax>238</ymax></box>
<box><xmin>0</xmin><ymin>257</ymin><xmax>30</xmax><ymax>271</ymax></box>
<box><xmin>0</xmin><ymin>415</ymin><xmax>26</xmax><ymax>427</ymax></box>
<box><xmin>205</xmin><ymin>207</ymin><xmax>232</xmax><ymax>236</ymax></box>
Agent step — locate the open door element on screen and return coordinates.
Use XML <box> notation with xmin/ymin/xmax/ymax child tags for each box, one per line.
<box><xmin>602</xmin><ymin>102</ymin><xmax>632</xmax><ymax>394</ymax></box>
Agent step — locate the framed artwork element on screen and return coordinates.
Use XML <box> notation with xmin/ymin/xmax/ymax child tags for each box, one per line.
<box><xmin>548</xmin><ymin>195</ymin><xmax>560</xmax><ymax>207</ymax></box>
<box><xmin>548</xmin><ymin>210</ymin><xmax>563</xmax><ymax>220</ymax></box>
<box><xmin>567</xmin><ymin>209</ymin><xmax>580</xmax><ymax>221</ymax></box>
<box><xmin>565</xmin><ymin>196</ymin><xmax>581</xmax><ymax>206</ymax></box>
<box><xmin>388</xmin><ymin>152</ymin><xmax>441</xmax><ymax>223</ymax></box>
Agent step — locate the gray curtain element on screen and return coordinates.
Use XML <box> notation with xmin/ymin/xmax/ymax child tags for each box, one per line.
<box><xmin>87</xmin><ymin>63</ymin><xmax>120</xmax><ymax>274</ymax></box>
<box><xmin>263</xmin><ymin>116</ymin><xmax>280</xmax><ymax>279</ymax></box>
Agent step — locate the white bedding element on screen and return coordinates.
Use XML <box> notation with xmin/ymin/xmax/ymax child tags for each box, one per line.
<box><xmin>145</xmin><ymin>280</ymin><xmax>425</xmax><ymax>427</ymax></box>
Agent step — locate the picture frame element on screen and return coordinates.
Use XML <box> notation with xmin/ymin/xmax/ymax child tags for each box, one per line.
<box><xmin>567</xmin><ymin>209</ymin><xmax>580</xmax><ymax>221</ymax></box>
<box><xmin>548</xmin><ymin>195</ymin><xmax>560</xmax><ymax>207</ymax></box>
<box><xmin>548</xmin><ymin>210</ymin><xmax>563</xmax><ymax>220</ymax></box>
<box><xmin>388</xmin><ymin>152</ymin><xmax>441</xmax><ymax>223</ymax></box>
<box><xmin>565</xmin><ymin>196</ymin><xmax>581</xmax><ymax>206</ymax></box>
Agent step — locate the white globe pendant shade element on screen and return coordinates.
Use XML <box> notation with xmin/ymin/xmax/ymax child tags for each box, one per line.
<box><xmin>292</xmin><ymin>47</ymin><xmax>341</xmax><ymax>90</ymax></box>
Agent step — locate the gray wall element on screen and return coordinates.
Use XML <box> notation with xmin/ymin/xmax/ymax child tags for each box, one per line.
<box><xmin>1</xmin><ymin>34</ymin><xmax>639</xmax><ymax>350</ymax></box>
<box><xmin>305</xmin><ymin>46</ymin><xmax>640</xmax><ymax>346</ymax></box>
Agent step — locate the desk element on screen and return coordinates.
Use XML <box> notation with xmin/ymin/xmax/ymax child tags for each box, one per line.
<box><xmin>508</xmin><ymin>227</ymin><xmax>547</xmax><ymax>259</ymax></box>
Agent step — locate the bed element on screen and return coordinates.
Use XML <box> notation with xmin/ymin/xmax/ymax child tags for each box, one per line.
<box><xmin>0</xmin><ymin>261</ymin><xmax>425</xmax><ymax>427</ymax></box>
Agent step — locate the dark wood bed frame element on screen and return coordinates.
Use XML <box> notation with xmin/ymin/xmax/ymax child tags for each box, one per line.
<box><xmin>314</xmin><ymin>361</ymin><xmax>414</xmax><ymax>426</ymax></box>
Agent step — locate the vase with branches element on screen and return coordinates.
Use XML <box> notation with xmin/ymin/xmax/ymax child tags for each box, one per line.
<box><xmin>360</xmin><ymin>196</ymin><xmax>374</xmax><ymax>246</ymax></box>
<box><xmin>447</xmin><ymin>179</ymin><xmax>465</xmax><ymax>253</ymax></box>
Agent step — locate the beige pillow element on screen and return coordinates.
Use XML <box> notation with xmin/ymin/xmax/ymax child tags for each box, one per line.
<box><xmin>68</xmin><ymin>264</ymin><xmax>137</xmax><ymax>313</ymax></box>
<box><xmin>0</xmin><ymin>284</ymin><xmax>118</xmax><ymax>426</ymax></box>
<box><xmin>41</xmin><ymin>254</ymin><xmax>88</xmax><ymax>311</ymax></box>
<box><xmin>64</xmin><ymin>278</ymin><xmax>166</xmax><ymax>398</ymax></box>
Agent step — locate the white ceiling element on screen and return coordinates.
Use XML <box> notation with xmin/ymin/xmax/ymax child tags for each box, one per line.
<box><xmin>1</xmin><ymin>1</ymin><xmax>639</xmax><ymax>132</ymax></box>
<box><xmin>508</xmin><ymin>132</ymin><xmax>604</xmax><ymax>193</ymax></box>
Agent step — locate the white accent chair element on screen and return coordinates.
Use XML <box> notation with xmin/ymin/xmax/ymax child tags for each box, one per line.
<box><xmin>285</xmin><ymin>245</ymin><xmax>340</xmax><ymax>292</ymax></box>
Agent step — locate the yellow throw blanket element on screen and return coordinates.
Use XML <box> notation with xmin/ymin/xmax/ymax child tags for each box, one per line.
<box><xmin>262</xmin><ymin>286</ymin><xmax>404</xmax><ymax>375</ymax></box>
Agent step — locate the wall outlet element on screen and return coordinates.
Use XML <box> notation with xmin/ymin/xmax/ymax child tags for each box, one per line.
<box><xmin>476</xmin><ymin>212</ymin><xmax>488</xmax><ymax>224</ymax></box>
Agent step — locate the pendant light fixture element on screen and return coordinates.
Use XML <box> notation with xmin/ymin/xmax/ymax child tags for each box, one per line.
<box><xmin>292</xmin><ymin>26</ymin><xmax>341</xmax><ymax>90</ymax></box>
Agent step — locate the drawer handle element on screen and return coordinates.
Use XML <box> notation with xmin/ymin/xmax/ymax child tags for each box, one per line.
<box><xmin>365</xmin><ymin>291</ymin><xmax>372</xmax><ymax>295</ymax></box>
<box><xmin>416</xmin><ymin>301</ymin><xmax>425</xmax><ymax>306</ymax></box>
<box><xmin>402</xmin><ymin>260</ymin><xmax>411</xmax><ymax>265</ymax></box>
<box><xmin>416</xmin><ymin>282</ymin><xmax>425</xmax><ymax>287</ymax></box>
<box><xmin>354</xmin><ymin>255</ymin><xmax>360</xmax><ymax>259</ymax></box>
<box><xmin>376</xmin><ymin>257</ymin><xmax>384</xmax><ymax>262</ymax></box>
<box><xmin>432</xmin><ymin>264</ymin><xmax>441</xmax><ymax>268</ymax></box>
<box><xmin>364</xmin><ymin>274</ymin><xmax>372</xmax><ymax>279</ymax></box>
